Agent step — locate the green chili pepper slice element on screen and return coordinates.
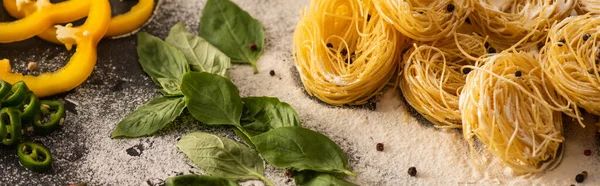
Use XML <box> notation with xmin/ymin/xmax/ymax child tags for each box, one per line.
<box><xmin>33</xmin><ymin>100</ymin><xmax>65</xmax><ymax>136</ymax></box>
<box><xmin>0</xmin><ymin>80</ymin><xmax>11</xmax><ymax>100</ymax></box>
<box><xmin>1</xmin><ymin>108</ymin><xmax>22</xmax><ymax>146</ymax></box>
<box><xmin>18</xmin><ymin>92</ymin><xmax>40</xmax><ymax>122</ymax></box>
<box><xmin>2</xmin><ymin>81</ymin><xmax>30</xmax><ymax>107</ymax></box>
<box><xmin>17</xmin><ymin>142</ymin><xmax>52</xmax><ymax>172</ymax></box>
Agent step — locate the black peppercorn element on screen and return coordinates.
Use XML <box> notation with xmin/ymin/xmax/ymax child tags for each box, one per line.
<box><xmin>408</xmin><ymin>167</ymin><xmax>417</xmax><ymax>177</ymax></box>
<box><xmin>575</xmin><ymin>173</ymin><xmax>585</xmax><ymax>183</ymax></box>
<box><xmin>269</xmin><ymin>70</ymin><xmax>275</xmax><ymax>76</ymax></box>
<box><xmin>484</xmin><ymin>42</ymin><xmax>490</xmax><ymax>48</ymax></box>
<box><xmin>326</xmin><ymin>43</ymin><xmax>333</xmax><ymax>48</ymax></box>
<box><xmin>447</xmin><ymin>4</ymin><xmax>455</xmax><ymax>12</ymax></box>
<box><xmin>249</xmin><ymin>43</ymin><xmax>258</xmax><ymax>51</ymax></box>
<box><xmin>376</xmin><ymin>143</ymin><xmax>384</xmax><ymax>151</ymax></box>
<box><xmin>583</xmin><ymin>34</ymin><xmax>591</xmax><ymax>41</ymax></box>
<box><xmin>341</xmin><ymin>49</ymin><xmax>348</xmax><ymax>56</ymax></box>
<box><xmin>488</xmin><ymin>47</ymin><xmax>496</xmax><ymax>53</ymax></box>
<box><xmin>462</xmin><ymin>67</ymin><xmax>471</xmax><ymax>75</ymax></box>
<box><xmin>284</xmin><ymin>169</ymin><xmax>294</xmax><ymax>178</ymax></box>
<box><xmin>515</xmin><ymin>71</ymin><xmax>522</xmax><ymax>77</ymax></box>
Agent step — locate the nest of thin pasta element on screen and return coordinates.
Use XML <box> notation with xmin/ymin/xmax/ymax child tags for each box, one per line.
<box><xmin>293</xmin><ymin>0</ymin><xmax>407</xmax><ymax>105</ymax></box>
<box><xmin>400</xmin><ymin>33</ymin><xmax>487</xmax><ymax>128</ymax></box>
<box><xmin>468</xmin><ymin>0</ymin><xmax>575</xmax><ymax>49</ymax></box>
<box><xmin>460</xmin><ymin>51</ymin><xmax>567</xmax><ymax>173</ymax></box>
<box><xmin>374</xmin><ymin>0</ymin><xmax>471</xmax><ymax>41</ymax></box>
<box><xmin>576</xmin><ymin>0</ymin><xmax>600</xmax><ymax>15</ymax></box>
<box><xmin>541</xmin><ymin>14</ymin><xmax>600</xmax><ymax>119</ymax></box>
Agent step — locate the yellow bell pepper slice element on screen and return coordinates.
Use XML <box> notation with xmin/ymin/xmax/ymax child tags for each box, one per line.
<box><xmin>0</xmin><ymin>0</ymin><xmax>90</xmax><ymax>43</ymax></box>
<box><xmin>4</xmin><ymin>0</ymin><xmax>155</xmax><ymax>44</ymax></box>
<box><xmin>0</xmin><ymin>0</ymin><xmax>111</xmax><ymax>97</ymax></box>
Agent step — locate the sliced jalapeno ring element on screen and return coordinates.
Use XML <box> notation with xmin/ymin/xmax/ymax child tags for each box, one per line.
<box><xmin>2</xmin><ymin>81</ymin><xmax>30</xmax><ymax>107</ymax></box>
<box><xmin>0</xmin><ymin>80</ymin><xmax>12</xmax><ymax>100</ymax></box>
<box><xmin>33</xmin><ymin>100</ymin><xmax>65</xmax><ymax>136</ymax></box>
<box><xmin>19</xmin><ymin>92</ymin><xmax>40</xmax><ymax>122</ymax></box>
<box><xmin>1</xmin><ymin>108</ymin><xmax>22</xmax><ymax>146</ymax></box>
<box><xmin>17</xmin><ymin>142</ymin><xmax>52</xmax><ymax>172</ymax></box>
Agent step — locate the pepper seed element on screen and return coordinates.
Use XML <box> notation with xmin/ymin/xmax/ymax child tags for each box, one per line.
<box><xmin>575</xmin><ymin>173</ymin><xmax>585</xmax><ymax>183</ymax></box>
<box><xmin>462</xmin><ymin>67</ymin><xmax>471</xmax><ymax>75</ymax></box>
<box><xmin>408</xmin><ymin>167</ymin><xmax>417</xmax><ymax>177</ymax></box>
<box><xmin>447</xmin><ymin>4</ymin><xmax>455</xmax><ymax>12</ymax></box>
<box><xmin>488</xmin><ymin>48</ymin><xmax>496</xmax><ymax>53</ymax></box>
<box><xmin>583</xmin><ymin>34</ymin><xmax>591</xmax><ymax>41</ymax></box>
<box><xmin>376</xmin><ymin>143</ymin><xmax>384</xmax><ymax>151</ymax></box>
<box><xmin>515</xmin><ymin>71</ymin><xmax>522</xmax><ymax>77</ymax></box>
<box><xmin>326</xmin><ymin>43</ymin><xmax>333</xmax><ymax>48</ymax></box>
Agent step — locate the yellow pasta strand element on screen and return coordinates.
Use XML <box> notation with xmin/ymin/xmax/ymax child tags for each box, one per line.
<box><xmin>400</xmin><ymin>33</ymin><xmax>487</xmax><ymax>128</ymax></box>
<box><xmin>293</xmin><ymin>0</ymin><xmax>407</xmax><ymax>105</ymax></box>
<box><xmin>577</xmin><ymin>0</ymin><xmax>600</xmax><ymax>15</ymax></box>
<box><xmin>373</xmin><ymin>0</ymin><xmax>471</xmax><ymax>41</ymax></box>
<box><xmin>460</xmin><ymin>51</ymin><xmax>567</xmax><ymax>173</ymax></box>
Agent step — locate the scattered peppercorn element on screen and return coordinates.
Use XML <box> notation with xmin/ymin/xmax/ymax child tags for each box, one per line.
<box><xmin>284</xmin><ymin>169</ymin><xmax>294</xmax><ymax>178</ymax></box>
<box><xmin>326</xmin><ymin>43</ymin><xmax>333</xmax><ymax>48</ymax></box>
<box><xmin>367</xmin><ymin>14</ymin><xmax>371</xmax><ymax>21</ymax></box>
<box><xmin>515</xmin><ymin>71</ymin><xmax>522</xmax><ymax>77</ymax></box>
<box><xmin>558</xmin><ymin>39</ymin><xmax>565</xmax><ymax>47</ymax></box>
<box><xmin>575</xmin><ymin>173</ymin><xmax>585</xmax><ymax>183</ymax></box>
<box><xmin>465</xmin><ymin>17</ymin><xmax>471</xmax><ymax>24</ymax></box>
<box><xmin>376</xmin><ymin>143</ymin><xmax>384</xmax><ymax>151</ymax></box>
<box><xmin>581</xmin><ymin>171</ymin><xmax>588</xmax><ymax>177</ymax></box>
<box><xmin>408</xmin><ymin>167</ymin><xmax>417</xmax><ymax>177</ymax></box>
<box><xmin>269</xmin><ymin>70</ymin><xmax>275</xmax><ymax>76</ymax></box>
<box><xmin>462</xmin><ymin>67</ymin><xmax>471</xmax><ymax>75</ymax></box>
<box><xmin>484</xmin><ymin>42</ymin><xmax>490</xmax><ymax>48</ymax></box>
<box><xmin>249</xmin><ymin>43</ymin><xmax>258</xmax><ymax>51</ymax></box>
<box><xmin>447</xmin><ymin>4</ymin><xmax>455</xmax><ymax>12</ymax></box>
<box><xmin>488</xmin><ymin>47</ymin><xmax>496</xmax><ymax>53</ymax></box>
<box><xmin>584</xmin><ymin>149</ymin><xmax>591</xmax><ymax>156</ymax></box>
<box><xmin>583</xmin><ymin>34</ymin><xmax>591</xmax><ymax>41</ymax></box>
<box><xmin>341</xmin><ymin>49</ymin><xmax>348</xmax><ymax>56</ymax></box>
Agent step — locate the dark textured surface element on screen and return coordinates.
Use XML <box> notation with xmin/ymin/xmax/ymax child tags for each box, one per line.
<box><xmin>0</xmin><ymin>0</ymin><xmax>155</xmax><ymax>184</ymax></box>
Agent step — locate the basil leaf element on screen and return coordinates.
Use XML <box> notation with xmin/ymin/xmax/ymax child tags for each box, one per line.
<box><xmin>252</xmin><ymin>126</ymin><xmax>356</xmax><ymax>176</ymax></box>
<box><xmin>111</xmin><ymin>97</ymin><xmax>186</xmax><ymax>138</ymax></box>
<box><xmin>166</xmin><ymin>175</ymin><xmax>239</xmax><ymax>186</ymax></box>
<box><xmin>294</xmin><ymin>171</ymin><xmax>357</xmax><ymax>186</ymax></box>
<box><xmin>166</xmin><ymin>22</ymin><xmax>231</xmax><ymax>76</ymax></box>
<box><xmin>234</xmin><ymin>97</ymin><xmax>301</xmax><ymax>146</ymax></box>
<box><xmin>156</xmin><ymin>78</ymin><xmax>183</xmax><ymax>95</ymax></box>
<box><xmin>176</xmin><ymin>132</ymin><xmax>266</xmax><ymax>181</ymax></box>
<box><xmin>137</xmin><ymin>32</ymin><xmax>189</xmax><ymax>94</ymax></box>
<box><xmin>198</xmin><ymin>0</ymin><xmax>265</xmax><ymax>73</ymax></box>
<box><xmin>181</xmin><ymin>72</ymin><xmax>242</xmax><ymax>127</ymax></box>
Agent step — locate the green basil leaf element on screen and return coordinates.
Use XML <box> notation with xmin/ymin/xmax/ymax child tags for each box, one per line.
<box><xmin>234</xmin><ymin>97</ymin><xmax>301</xmax><ymax>146</ymax></box>
<box><xmin>198</xmin><ymin>0</ymin><xmax>265</xmax><ymax>73</ymax></box>
<box><xmin>176</xmin><ymin>132</ymin><xmax>266</xmax><ymax>181</ymax></box>
<box><xmin>181</xmin><ymin>72</ymin><xmax>242</xmax><ymax>126</ymax></box>
<box><xmin>165</xmin><ymin>175</ymin><xmax>239</xmax><ymax>186</ymax></box>
<box><xmin>137</xmin><ymin>32</ymin><xmax>189</xmax><ymax>92</ymax></box>
<box><xmin>166</xmin><ymin>22</ymin><xmax>231</xmax><ymax>76</ymax></box>
<box><xmin>111</xmin><ymin>96</ymin><xmax>186</xmax><ymax>138</ymax></box>
<box><xmin>294</xmin><ymin>171</ymin><xmax>358</xmax><ymax>186</ymax></box>
<box><xmin>252</xmin><ymin>126</ymin><xmax>356</xmax><ymax>176</ymax></box>
<box><xmin>156</xmin><ymin>78</ymin><xmax>183</xmax><ymax>95</ymax></box>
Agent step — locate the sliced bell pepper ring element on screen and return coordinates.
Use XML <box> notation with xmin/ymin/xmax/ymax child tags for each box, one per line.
<box><xmin>1</xmin><ymin>81</ymin><xmax>30</xmax><ymax>107</ymax></box>
<box><xmin>0</xmin><ymin>80</ymin><xmax>12</xmax><ymax>100</ymax></box>
<box><xmin>1</xmin><ymin>108</ymin><xmax>22</xmax><ymax>146</ymax></box>
<box><xmin>17</xmin><ymin>142</ymin><xmax>52</xmax><ymax>172</ymax></box>
<box><xmin>0</xmin><ymin>0</ymin><xmax>112</xmax><ymax>97</ymax></box>
<box><xmin>4</xmin><ymin>0</ymin><xmax>155</xmax><ymax>45</ymax></box>
<box><xmin>0</xmin><ymin>0</ymin><xmax>90</xmax><ymax>43</ymax></box>
<box><xmin>33</xmin><ymin>100</ymin><xmax>65</xmax><ymax>136</ymax></box>
<box><xmin>19</xmin><ymin>92</ymin><xmax>40</xmax><ymax>122</ymax></box>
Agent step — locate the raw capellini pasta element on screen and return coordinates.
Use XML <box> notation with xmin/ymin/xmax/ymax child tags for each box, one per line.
<box><xmin>468</xmin><ymin>0</ymin><xmax>575</xmax><ymax>49</ymax></box>
<box><xmin>400</xmin><ymin>33</ymin><xmax>487</xmax><ymax>128</ymax></box>
<box><xmin>460</xmin><ymin>51</ymin><xmax>570</xmax><ymax>173</ymax></box>
<box><xmin>373</xmin><ymin>0</ymin><xmax>470</xmax><ymax>41</ymax></box>
<box><xmin>293</xmin><ymin>0</ymin><xmax>407</xmax><ymax>105</ymax></box>
<box><xmin>540</xmin><ymin>14</ymin><xmax>600</xmax><ymax>123</ymax></box>
<box><xmin>576</xmin><ymin>0</ymin><xmax>600</xmax><ymax>15</ymax></box>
